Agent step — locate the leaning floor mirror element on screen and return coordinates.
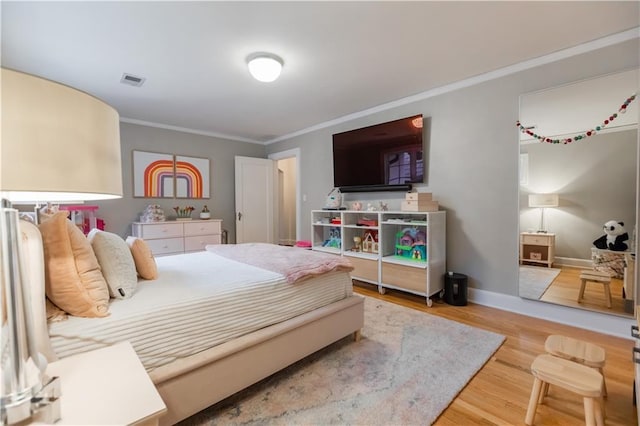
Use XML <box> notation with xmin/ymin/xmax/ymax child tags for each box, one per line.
<box><xmin>518</xmin><ymin>68</ymin><xmax>639</xmax><ymax>318</ymax></box>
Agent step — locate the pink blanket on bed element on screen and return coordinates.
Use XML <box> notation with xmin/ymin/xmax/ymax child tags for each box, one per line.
<box><xmin>205</xmin><ymin>243</ymin><xmax>353</xmax><ymax>283</ymax></box>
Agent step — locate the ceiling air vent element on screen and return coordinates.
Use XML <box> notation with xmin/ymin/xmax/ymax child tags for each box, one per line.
<box><xmin>120</xmin><ymin>73</ymin><xmax>146</xmax><ymax>87</ymax></box>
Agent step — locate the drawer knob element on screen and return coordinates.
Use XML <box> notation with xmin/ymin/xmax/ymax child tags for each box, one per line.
<box><xmin>632</xmin><ymin>325</ymin><xmax>639</xmax><ymax>339</ymax></box>
<box><xmin>634</xmin><ymin>347</ymin><xmax>640</xmax><ymax>364</ymax></box>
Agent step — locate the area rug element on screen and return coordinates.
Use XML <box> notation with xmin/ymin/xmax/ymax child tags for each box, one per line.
<box><xmin>179</xmin><ymin>296</ymin><xmax>505</xmax><ymax>426</ymax></box>
<box><xmin>519</xmin><ymin>266</ymin><xmax>561</xmax><ymax>300</ymax></box>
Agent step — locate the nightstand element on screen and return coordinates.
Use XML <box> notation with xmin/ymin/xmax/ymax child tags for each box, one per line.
<box><xmin>45</xmin><ymin>342</ymin><xmax>166</xmax><ymax>425</ymax></box>
<box><xmin>520</xmin><ymin>232</ymin><xmax>556</xmax><ymax>268</ymax></box>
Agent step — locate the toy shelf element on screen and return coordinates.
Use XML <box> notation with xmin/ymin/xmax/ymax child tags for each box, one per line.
<box><xmin>311</xmin><ymin>209</ymin><xmax>446</xmax><ymax>306</ymax></box>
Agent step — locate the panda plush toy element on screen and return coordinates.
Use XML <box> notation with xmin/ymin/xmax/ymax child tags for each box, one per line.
<box><xmin>593</xmin><ymin>220</ymin><xmax>629</xmax><ymax>251</ymax></box>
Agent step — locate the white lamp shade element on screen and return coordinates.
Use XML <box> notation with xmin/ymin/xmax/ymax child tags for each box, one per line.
<box><xmin>1</xmin><ymin>68</ymin><xmax>122</xmax><ymax>202</ymax></box>
<box><xmin>528</xmin><ymin>193</ymin><xmax>559</xmax><ymax>208</ymax></box>
<box><xmin>247</xmin><ymin>55</ymin><xmax>283</xmax><ymax>83</ymax></box>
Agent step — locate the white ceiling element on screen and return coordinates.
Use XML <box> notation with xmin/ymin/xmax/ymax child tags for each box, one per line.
<box><xmin>520</xmin><ymin>68</ymin><xmax>639</xmax><ymax>142</ymax></box>
<box><xmin>2</xmin><ymin>1</ymin><xmax>639</xmax><ymax>144</ymax></box>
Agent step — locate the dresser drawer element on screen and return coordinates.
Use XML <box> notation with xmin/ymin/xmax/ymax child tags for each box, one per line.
<box><xmin>134</xmin><ymin>223</ymin><xmax>183</xmax><ymax>240</ymax></box>
<box><xmin>184</xmin><ymin>235</ymin><xmax>221</xmax><ymax>252</ymax></box>
<box><xmin>146</xmin><ymin>237</ymin><xmax>184</xmax><ymax>255</ymax></box>
<box><xmin>184</xmin><ymin>221</ymin><xmax>221</xmax><ymax>237</ymax></box>
<box><xmin>522</xmin><ymin>234</ymin><xmax>552</xmax><ymax>246</ymax></box>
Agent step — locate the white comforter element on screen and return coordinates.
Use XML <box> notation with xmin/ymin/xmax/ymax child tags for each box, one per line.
<box><xmin>49</xmin><ymin>251</ymin><xmax>353</xmax><ymax>371</ymax></box>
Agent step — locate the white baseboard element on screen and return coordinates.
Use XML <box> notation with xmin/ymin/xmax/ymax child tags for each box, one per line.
<box><xmin>468</xmin><ymin>288</ymin><xmax>635</xmax><ymax>340</ymax></box>
<box><xmin>554</xmin><ymin>256</ymin><xmax>592</xmax><ymax>269</ymax></box>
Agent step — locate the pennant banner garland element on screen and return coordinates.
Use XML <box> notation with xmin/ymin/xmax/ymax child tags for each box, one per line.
<box><xmin>517</xmin><ymin>92</ymin><xmax>637</xmax><ymax>144</ymax></box>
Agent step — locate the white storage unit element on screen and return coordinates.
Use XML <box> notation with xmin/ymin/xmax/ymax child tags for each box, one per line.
<box><xmin>132</xmin><ymin>219</ymin><xmax>222</xmax><ymax>256</ymax></box>
<box><xmin>311</xmin><ymin>210</ymin><xmax>446</xmax><ymax>306</ymax></box>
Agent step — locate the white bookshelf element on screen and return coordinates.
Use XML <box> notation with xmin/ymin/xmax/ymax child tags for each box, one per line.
<box><xmin>311</xmin><ymin>210</ymin><xmax>446</xmax><ymax>306</ymax></box>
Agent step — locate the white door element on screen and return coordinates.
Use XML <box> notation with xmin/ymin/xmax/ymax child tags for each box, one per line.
<box><xmin>235</xmin><ymin>156</ymin><xmax>276</xmax><ymax>243</ymax></box>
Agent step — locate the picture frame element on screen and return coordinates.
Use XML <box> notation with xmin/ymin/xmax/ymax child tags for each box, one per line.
<box><xmin>132</xmin><ymin>151</ymin><xmax>175</xmax><ymax>198</ymax></box>
<box><xmin>175</xmin><ymin>155</ymin><xmax>210</xmax><ymax>199</ymax></box>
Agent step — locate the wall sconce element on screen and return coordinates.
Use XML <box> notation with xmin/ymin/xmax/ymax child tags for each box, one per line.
<box><xmin>528</xmin><ymin>193</ymin><xmax>559</xmax><ymax>233</ymax></box>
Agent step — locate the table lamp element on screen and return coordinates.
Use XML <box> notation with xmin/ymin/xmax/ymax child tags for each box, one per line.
<box><xmin>528</xmin><ymin>193</ymin><xmax>559</xmax><ymax>233</ymax></box>
<box><xmin>1</xmin><ymin>68</ymin><xmax>122</xmax><ymax>424</ymax></box>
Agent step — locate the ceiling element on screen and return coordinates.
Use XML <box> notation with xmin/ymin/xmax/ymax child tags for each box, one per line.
<box><xmin>520</xmin><ymin>68</ymin><xmax>639</xmax><ymax>142</ymax></box>
<box><xmin>2</xmin><ymin>1</ymin><xmax>639</xmax><ymax>144</ymax></box>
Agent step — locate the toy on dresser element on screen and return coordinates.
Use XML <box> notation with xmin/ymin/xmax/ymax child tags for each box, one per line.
<box><xmin>141</xmin><ymin>205</ymin><xmax>166</xmax><ymax>223</ymax></box>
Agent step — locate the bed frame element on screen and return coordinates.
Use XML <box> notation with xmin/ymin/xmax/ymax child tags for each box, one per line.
<box><xmin>20</xmin><ymin>221</ymin><xmax>364</xmax><ymax>425</ymax></box>
<box><xmin>152</xmin><ymin>295</ymin><xmax>363</xmax><ymax>425</ymax></box>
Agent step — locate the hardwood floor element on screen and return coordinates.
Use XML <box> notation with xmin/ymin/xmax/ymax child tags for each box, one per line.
<box><xmin>353</xmin><ymin>282</ymin><xmax>637</xmax><ymax>426</ymax></box>
<box><xmin>540</xmin><ymin>265</ymin><xmax>630</xmax><ymax>317</ymax></box>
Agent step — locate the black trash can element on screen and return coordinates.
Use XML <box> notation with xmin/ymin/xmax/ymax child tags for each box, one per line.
<box><xmin>444</xmin><ymin>272</ymin><xmax>468</xmax><ymax>306</ymax></box>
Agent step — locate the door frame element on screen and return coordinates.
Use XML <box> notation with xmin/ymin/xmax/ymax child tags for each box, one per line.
<box><xmin>268</xmin><ymin>148</ymin><xmax>301</xmax><ymax>242</ymax></box>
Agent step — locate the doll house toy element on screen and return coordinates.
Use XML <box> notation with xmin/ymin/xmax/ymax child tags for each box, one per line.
<box><xmin>362</xmin><ymin>230</ymin><xmax>379</xmax><ymax>253</ymax></box>
<box><xmin>395</xmin><ymin>228</ymin><xmax>427</xmax><ymax>261</ymax></box>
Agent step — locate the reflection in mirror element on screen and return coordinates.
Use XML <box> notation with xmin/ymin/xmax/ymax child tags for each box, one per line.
<box><xmin>518</xmin><ymin>68</ymin><xmax>639</xmax><ymax>318</ymax></box>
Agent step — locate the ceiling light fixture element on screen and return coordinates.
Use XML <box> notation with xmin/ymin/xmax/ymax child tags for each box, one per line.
<box><xmin>247</xmin><ymin>53</ymin><xmax>283</xmax><ymax>83</ymax></box>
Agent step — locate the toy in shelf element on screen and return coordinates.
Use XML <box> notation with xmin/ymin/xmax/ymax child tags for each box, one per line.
<box><xmin>352</xmin><ymin>236</ymin><xmax>362</xmax><ymax>252</ymax></box>
<box><xmin>357</xmin><ymin>217</ymin><xmax>377</xmax><ymax>227</ymax></box>
<box><xmin>323</xmin><ymin>227</ymin><xmax>341</xmax><ymax>249</ymax></box>
<box><xmin>395</xmin><ymin>228</ymin><xmax>427</xmax><ymax>261</ymax></box>
<box><xmin>362</xmin><ymin>230</ymin><xmax>379</xmax><ymax>254</ymax></box>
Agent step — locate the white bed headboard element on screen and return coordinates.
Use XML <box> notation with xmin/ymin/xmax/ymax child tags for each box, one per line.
<box><xmin>19</xmin><ymin>220</ymin><xmax>57</xmax><ymax>362</ymax></box>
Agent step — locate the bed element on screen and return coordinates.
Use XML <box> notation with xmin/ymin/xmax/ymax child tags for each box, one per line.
<box><xmin>20</xmin><ymin>220</ymin><xmax>364</xmax><ymax>425</ymax></box>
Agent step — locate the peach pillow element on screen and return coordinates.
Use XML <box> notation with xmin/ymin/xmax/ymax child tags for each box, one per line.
<box><xmin>38</xmin><ymin>212</ymin><xmax>109</xmax><ymax>317</ymax></box>
<box><xmin>126</xmin><ymin>236</ymin><xmax>158</xmax><ymax>280</ymax></box>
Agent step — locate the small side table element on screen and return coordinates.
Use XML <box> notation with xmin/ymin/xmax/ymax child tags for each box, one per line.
<box><xmin>520</xmin><ymin>232</ymin><xmax>556</xmax><ymax>268</ymax></box>
<box><xmin>45</xmin><ymin>341</ymin><xmax>166</xmax><ymax>425</ymax></box>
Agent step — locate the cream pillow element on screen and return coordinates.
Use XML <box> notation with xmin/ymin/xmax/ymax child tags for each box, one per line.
<box><xmin>38</xmin><ymin>212</ymin><xmax>109</xmax><ymax>317</ymax></box>
<box><xmin>88</xmin><ymin>229</ymin><xmax>138</xmax><ymax>299</ymax></box>
<box><xmin>126</xmin><ymin>236</ymin><xmax>158</xmax><ymax>280</ymax></box>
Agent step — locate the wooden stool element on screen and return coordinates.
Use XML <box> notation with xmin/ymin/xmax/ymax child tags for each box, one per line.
<box><xmin>525</xmin><ymin>354</ymin><xmax>604</xmax><ymax>426</ymax></box>
<box><xmin>578</xmin><ymin>270</ymin><xmax>612</xmax><ymax>308</ymax></box>
<box><xmin>545</xmin><ymin>335</ymin><xmax>607</xmax><ymax>397</ymax></box>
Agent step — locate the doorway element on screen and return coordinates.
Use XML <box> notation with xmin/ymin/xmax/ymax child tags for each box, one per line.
<box><xmin>268</xmin><ymin>148</ymin><xmax>301</xmax><ymax>246</ymax></box>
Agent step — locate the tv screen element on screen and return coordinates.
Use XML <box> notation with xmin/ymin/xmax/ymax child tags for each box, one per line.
<box><xmin>332</xmin><ymin>114</ymin><xmax>424</xmax><ymax>191</ymax></box>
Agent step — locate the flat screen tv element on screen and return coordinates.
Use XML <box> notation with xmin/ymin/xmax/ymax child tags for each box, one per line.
<box><xmin>332</xmin><ymin>114</ymin><xmax>424</xmax><ymax>192</ymax></box>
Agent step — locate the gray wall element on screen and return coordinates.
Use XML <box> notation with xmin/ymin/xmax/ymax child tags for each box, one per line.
<box><xmin>520</xmin><ymin>129</ymin><xmax>637</xmax><ymax>260</ymax></box>
<box><xmin>94</xmin><ymin>123</ymin><xmax>266</xmax><ymax>242</ymax></box>
<box><xmin>266</xmin><ymin>38</ymin><xmax>639</xmax><ymax>297</ymax></box>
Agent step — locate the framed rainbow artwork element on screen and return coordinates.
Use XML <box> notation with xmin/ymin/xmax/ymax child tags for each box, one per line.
<box><xmin>132</xmin><ymin>151</ymin><xmax>210</xmax><ymax>199</ymax></box>
<box><xmin>175</xmin><ymin>155</ymin><xmax>210</xmax><ymax>199</ymax></box>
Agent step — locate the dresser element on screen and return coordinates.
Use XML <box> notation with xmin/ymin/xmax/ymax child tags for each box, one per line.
<box><xmin>132</xmin><ymin>219</ymin><xmax>222</xmax><ymax>256</ymax></box>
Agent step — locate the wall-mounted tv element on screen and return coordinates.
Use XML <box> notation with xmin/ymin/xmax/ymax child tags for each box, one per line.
<box><xmin>332</xmin><ymin>114</ymin><xmax>424</xmax><ymax>192</ymax></box>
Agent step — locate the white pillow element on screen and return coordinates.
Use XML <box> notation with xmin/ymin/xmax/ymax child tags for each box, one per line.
<box><xmin>87</xmin><ymin>229</ymin><xmax>137</xmax><ymax>299</ymax></box>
